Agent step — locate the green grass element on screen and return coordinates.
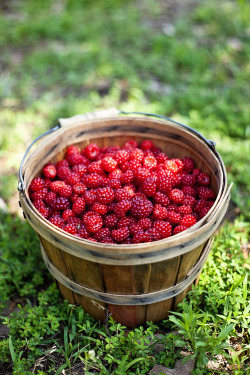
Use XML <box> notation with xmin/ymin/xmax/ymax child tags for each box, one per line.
<box><xmin>0</xmin><ymin>0</ymin><xmax>250</xmax><ymax>373</ymax></box>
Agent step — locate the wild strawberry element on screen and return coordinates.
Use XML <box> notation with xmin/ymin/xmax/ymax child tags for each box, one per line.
<box><xmin>29</xmin><ymin>177</ymin><xmax>44</xmax><ymax>192</ymax></box>
<box><xmin>114</xmin><ymin>200</ymin><xmax>132</xmax><ymax>217</ymax></box>
<box><xmin>153</xmin><ymin>191</ymin><xmax>170</xmax><ymax>207</ymax></box>
<box><xmin>104</xmin><ymin>213</ymin><xmax>118</xmax><ymax>228</ymax></box>
<box><xmin>177</xmin><ymin>205</ymin><xmax>193</xmax><ymax>215</ymax></box>
<box><xmin>153</xmin><ymin>220</ymin><xmax>172</xmax><ymax>239</ymax></box>
<box><xmin>96</xmin><ymin>187</ymin><xmax>115</xmax><ymax>204</ymax></box>
<box><xmin>169</xmin><ymin>188</ymin><xmax>184</xmax><ymax>204</ymax></box>
<box><xmin>153</xmin><ymin>204</ymin><xmax>168</xmax><ymax>220</ymax></box>
<box><xmin>72</xmin><ymin>197</ymin><xmax>86</xmax><ymax>215</ymax></box>
<box><xmin>130</xmin><ymin>196</ymin><xmax>153</xmax><ymax>218</ymax></box>
<box><xmin>64</xmin><ymin>223</ymin><xmax>78</xmax><ymax>235</ymax></box>
<box><xmin>165</xmin><ymin>210</ymin><xmax>182</xmax><ymax>225</ymax></box>
<box><xmin>111</xmin><ymin>226</ymin><xmax>130</xmax><ymax>243</ymax></box>
<box><xmin>180</xmin><ymin>214</ymin><xmax>197</xmax><ymax>228</ymax></box>
<box><xmin>196</xmin><ymin>172</ymin><xmax>211</xmax><ymax>186</ymax></box>
<box><xmin>84</xmin><ymin>143</ymin><xmax>100</xmax><ymax>160</ymax></box>
<box><xmin>92</xmin><ymin>202</ymin><xmax>108</xmax><ymax>215</ymax></box>
<box><xmin>142</xmin><ymin>177</ymin><xmax>157</xmax><ymax>197</ymax></box>
<box><xmin>101</xmin><ymin>156</ymin><xmax>118</xmax><ymax>172</ymax></box>
<box><xmin>173</xmin><ymin>225</ymin><xmax>188</xmax><ymax>235</ymax></box>
<box><xmin>30</xmin><ymin>188</ymin><xmax>48</xmax><ymax>201</ymax></box>
<box><xmin>114</xmin><ymin>149</ymin><xmax>130</xmax><ymax>164</ymax></box>
<box><xmin>182</xmin><ymin>186</ymin><xmax>196</xmax><ymax>197</ymax></box>
<box><xmin>197</xmin><ymin>187</ymin><xmax>216</xmax><ymax>200</ymax></box>
<box><xmin>140</xmin><ymin>139</ymin><xmax>154</xmax><ymax>151</ymax></box>
<box><xmin>182</xmin><ymin>157</ymin><xmax>195</xmax><ymax>173</ymax></box>
<box><xmin>138</xmin><ymin>218</ymin><xmax>152</xmax><ymax>230</ymax></box>
<box><xmin>84</xmin><ymin>213</ymin><xmax>103</xmax><ymax>233</ymax></box>
<box><xmin>42</xmin><ymin>164</ymin><xmax>57</xmax><ymax>179</ymax></box>
<box><xmin>182</xmin><ymin>174</ymin><xmax>196</xmax><ymax>187</ymax></box>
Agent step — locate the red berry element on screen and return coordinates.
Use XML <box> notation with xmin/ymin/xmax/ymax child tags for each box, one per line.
<box><xmin>156</xmin><ymin>175</ymin><xmax>173</xmax><ymax>193</ymax></box>
<box><xmin>96</xmin><ymin>187</ymin><xmax>115</xmax><ymax>204</ymax></box>
<box><xmin>194</xmin><ymin>199</ymin><xmax>207</xmax><ymax>213</ymax></box>
<box><xmin>138</xmin><ymin>218</ymin><xmax>152</xmax><ymax>230</ymax></box>
<box><xmin>77</xmin><ymin>225</ymin><xmax>90</xmax><ymax>238</ymax></box>
<box><xmin>129</xmin><ymin>223</ymin><xmax>143</xmax><ymax>236</ymax></box>
<box><xmin>143</xmin><ymin>155</ymin><xmax>157</xmax><ymax>170</ymax></box>
<box><xmin>84</xmin><ymin>143</ymin><xmax>100</xmax><ymax>160</ymax></box>
<box><xmin>114</xmin><ymin>149</ymin><xmax>130</xmax><ymax>164</ymax></box>
<box><xmin>169</xmin><ymin>189</ymin><xmax>184</xmax><ymax>204</ymax></box>
<box><xmin>130</xmin><ymin>196</ymin><xmax>153</xmax><ymax>218</ymax></box>
<box><xmin>165</xmin><ymin>159</ymin><xmax>183</xmax><ymax>174</ymax></box>
<box><xmin>51</xmin><ymin>197</ymin><xmax>70</xmax><ymax>211</ymax></box>
<box><xmin>182</xmin><ymin>174</ymin><xmax>196</xmax><ymax>187</ymax></box>
<box><xmin>111</xmin><ymin>226</ymin><xmax>130</xmax><ymax>243</ymax></box>
<box><xmin>183</xmin><ymin>196</ymin><xmax>196</xmax><ymax>207</ymax></box>
<box><xmin>173</xmin><ymin>225</ymin><xmax>188</xmax><ymax>235</ymax></box>
<box><xmin>104</xmin><ymin>213</ymin><xmax>118</xmax><ymax>228</ymax></box>
<box><xmin>153</xmin><ymin>204</ymin><xmax>168</xmax><ymax>220</ymax></box>
<box><xmin>134</xmin><ymin>167</ymin><xmax>151</xmax><ymax>182</ymax></box>
<box><xmin>153</xmin><ymin>191</ymin><xmax>170</xmax><ymax>207</ymax></box>
<box><xmin>62</xmin><ymin>209</ymin><xmax>75</xmax><ymax>221</ymax></box>
<box><xmin>101</xmin><ymin>156</ymin><xmax>118</xmax><ymax>172</ymax></box>
<box><xmin>114</xmin><ymin>200</ymin><xmax>132</xmax><ymax>218</ymax></box>
<box><xmin>177</xmin><ymin>205</ymin><xmax>193</xmax><ymax>215</ymax></box>
<box><xmin>30</xmin><ymin>188</ymin><xmax>48</xmax><ymax>201</ymax></box>
<box><xmin>142</xmin><ymin>177</ymin><xmax>157</xmax><ymax>197</ymax></box>
<box><xmin>153</xmin><ymin>220</ymin><xmax>172</xmax><ymax>239</ymax></box>
<box><xmin>72</xmin><ymin>197</ymin><xmax>86</xmax><ymax>215</ymax></box>
<box><xmin>44</xmin><ymin>191</ymin><xmax>57</xmax><ymax>205</ymax></box>
<box><xmin>87</xmin><ymin>161</ymin><xmax>104</xmax><ymax>175</ymax></box>
<box><xmin>118</xmin><ymin>217</ymin><xmax>136</xmax><ymax>228</ymax></box>
<box><xmin>140</xmin><ymin>139</ymin><xmax>154</xmax><ymax>151</ymax></box>
<box><xmin>84</xmin><ymin>173</ymin><xmax>102</xmax><ymax>188</ymax></box>
<box><xmin>43</xmin><ymin>164</ymin><xmax>57</xmax><ymax>179</ymax></box>
<box><xmin>65</xmin><ymin>172</ymin><xmax>81</xmax><ymax>186</ymax></box>
<box><xmin>130</xmin><ymin>148</ymin><xmax>144</xmax><ymax>162</ymax></box>
<box><xmin>94</xmin><ymin>227</ymin><xmax>111</xmax><ymax>241</ymax></box>
<box><xmin>29</xmin><ymin>177</ymin><xmax>44</xmax><ymax>192</ymax></box>
<box><xmin>182</xmin><ymin>186</ymin><xmax>196</xmax><ymax>197</ymax></box>
<box><xmin>92</xmin><ymin>202</ymin><xmax>108</xmax><ymax>215</ymax></box>
<box><xmin>180</xmin><ymin>214</ymin><xmax>197</xmax><ymax>228</ymax></box>
<box><xmin>199</xmin><ymin>206</ymin><xmax>211</xmax><ymax>219</ymax></box>
<box><xmin>49</xmin><ymin>215</ymin><xmax>65</xmax><ymax>229</ymax></box>
<box><xmin>197</xmin><ymin>187</ymin><xmax>216</xmax><ymax>200</ymax></box>
<box><xmin>108</xmin><ymin>178</ymin><xmax>122</xmax><ymax>189</ymax></box>
<box><xmin>57</xmin><ymin>166</ymin><xmax>71</xmax><ymax>180</ymax></box>
<box><xmin>64</xmin><ymin>223</ymin><xmax>78</xmax><ymax>235</ymax></box>
<box><xmin>72</xmin><ymin>182</ymin><xmax>86</xmax><ymax>195</ymax></box>
<box><xmin>182</xmin><ymin>157</ymin><xmax>195</xmax><ymax>173</ymax></box>
<box><xmin>165</xmin><ymin>210</ymin><xmax>182</xmax><ymax>225</ymax></box>
<box><xmin>84</xmin><ymin>213</ymin><xmax>103</xmax><ymax>233</ymax></box>
<box><xmin>71</xmin><ymin>164</ymin><xmax>88</xmax><ymax>176</ymax></box>
<box><xmin>196</xmin><ymin>172</ymin><xmax>211</xmax><ymax>186</ymax></box>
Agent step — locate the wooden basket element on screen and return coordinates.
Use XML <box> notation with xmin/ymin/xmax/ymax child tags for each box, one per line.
<box><xmin>18</xmin><ymin>109</ymin><xmax>231</xmax><ymax>327</ymax></box>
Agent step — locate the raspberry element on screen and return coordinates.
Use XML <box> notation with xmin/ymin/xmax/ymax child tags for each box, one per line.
<box><xmin>114</xmin><ymin>149</ymin><xmax>130</xmax><ymax>164</ymax></box>
<box><xmin>72</xmin><ymin>182</ymin><xmax>86</xmax><ymax>195</ymax></box>
<box><xmin>49</xmin><ymin>215</ymin><xmax>65</xmax><ymax>229</ymax></box>
<box><xmin>77</xmin><ymin>225</ymin><xmax>90</xmax><ymax>239</ymax></box>
<box><xmin>193</xmin><ymin>168</ymin><xmax>201</xmax><ymax>177</ymax></box>
<box><xmin>94</xmin><ymin>227</ymin><xmax>111</xmax><ymax>241</ymax></box>
<box><xmin>62</xmin><ymin>209</ymin><xmax>75</xmax><ymax>221</ymax></box>
<box><xmin>194</xmin><ymin>199</ymin><xmax>206</xmax><ymax>213</ymax></box>
<box><xmin>29</xmin><ymin>177</ymin><xmax>44</xmax><ymax>192</ymax></box>
<box><xmin>183</xmin><ymin>196</ymin><xmax>196</xmax><ymax>207</ymax></box>
<box><xmin>130</xmin><ymin>148</ymin><xmax>144</xmax><ymax>162</ymax></box>
<box><xmin>65</xmin><ymin>172</ymin><xmax>81</xmax><ymax>186</ymax></box>
<box><xmin>143</xmin><ymin>155</ymin><xmax>157</xmax><ymax>170</ymax></box>
<box><xmin>146</xmin><ymin>228</ymin><xmax>162</xmax><ymax>241</ymax></box>
<box><xmin>84</xmin><ymin>213</ymin><xmax>103</xmax><ymax>233</ymax></box>
<box><xmin>87</xmin><ymin>161</ymin><xmax>104</xmax><ymax>175</ymax></box>
<box><xmin>177</xmin><ymin>205</ymin><xmax>193</xmax><ymax>215</ymax></box>
<box><xmin>71</xmin><ymin>164</ymin><xmax>88</xmax><ymax>176</ymax></box>
<box><xmin>111</xmin><ymin>226</ymin><xmax>130</xmax><ymax>243</ymax></box>
<box><xmin>140</xmin><ymin>139</ymin><xmax>154</xmax><ymax>151</ymax></box>
<box><xmin>123</xmin><ymin>184</ymin><xmax>136</xmax><ymax>198</ymax></box>
<box><xmin>72</xmin><ymin>197</ymin><xmax>86</xmax><ymax>215</ymax></box>
<box><xmin>57</xmin><ymin>166</ymin><xmax>71</xmax><ymax>180</ymax></box>
<box><xmin>114</xmin><ymin>188</ymin><xmax>131</xmax><ymax>202</ymax></box>
<box><xmin>156</xmin><ymin>152</ymin><xmax>169</xmax><ymax>164</ymax></box>
<box><xmin>120</xmin><ymin>170</ymin><xmax>133</xmax><ymax>184</ymax></box>
<box><xmin>64</xmin><ymin>223</ymin><xmax>78</xmax><ymax>235</ymax></box>
<box><xmin>123</xmin><ymin>140</ymin><xmax>138</xmax><ymax>150</ymax></box>
<box><xmin>153</xmin><ymin>220</ymin><xmax>172</xmax><ymax>239</ymax></box>
<box><xmin>66</xmin><ymin>145</ymin><xmax>80</xmax><ymax>155</ymax></box>
<box><xmin>142</xmin><ymin>177</ymin><xmax>157</xmax><ymax>197</ymax></box>
<box><xmin>43</xmin><ymin>164</ymin><xmax>57</xmax><ymax>179</ymax></box>
<box><xmin>138</xmin><ymin>218</ymin><xmax>152</xmax><ymax>230</ymax></box>
<box><xmin>167</xmin><ymin>203</ymin><xmax>178</xmax><ymax>212</ymax></box>
<box><xmin>108</xmin><ymin>179</ymin><xmax>122</xmax><ymax>189</ymax></box>
<box><xmin>156</xmin><ymin>175</ymin><xmax>173</xmax><ymax>193</ymax></box>
<box><xmin>165</xmin><ymin>210</ymin><xmax>182</xmax><ymax>225</ymax></box>
<box><xmin>114</xmin><ymin>200</ymin><xmax>132</xmax><ymax>217</ymax></box>
<box><xmin>67</xmin><ymin>216</ymin><xmax>82</xmax><ymax>226</ymax></box>
<box><xmin>134</xmin><ymin>167</ymin><xmax>151</xmax><ymax>182</ymax></box>
<box><xmin>182</xmin><ymin>174</ymin><xmax>196</xmax><ymax>187</ymax></box>
<box><xmin>50</xmin><ymin>181</ymin><xmax>72</xmax><ymax>198</ymax></box>
<box><xmin>84</xmin><ymin>143</ymin><xmax>100</xmax><ymax>160</ymax></box>
<box><xmin>153</xmin><ymin>191</ymin><xmax>170</xmax><ymax>207</ymax></box>
<box><xmin>197</xmin><ymin>187</ymin><xmax>216</xmax><ymax>200</ymax></box>
<box><xmin>169</xmin><ymin>189</ymin><xmax>184</xmax><ymax>204</ymax></box>
<box><xmin>180</xmin><ymin>214</ymin><xmax>197</xmax><ymax>228</ymax></box>
<box><xmin>56</xmin><ymin>159</ymin><xmax>69</xmax><ymax>168</ymax></box>
<box><xmin>33</xmin><ymin>200</ymin><xmax>49</xmax><ymax>217</ymax></box>
<box><xmin>171</xmin><ymin>174</ymin><xmax>182</xmax><ymax>187</ymax></box>
<box><xmin>130</xmin><ymin>196</ymin><xmax>153</xmax><ymax>218</ymax></box>
<box><xmin>199</xmin><ymin>206</ymin><xmax>211</xmax><ymax>219</ymax></box>
<box><xmin>100</xmin><ymin>236</ymin><xmax>115</xmax><ymax>243</ymax></box>
<box><xmin>206</xmin><ymin>200</ymin><xmax>215</xmax><ymax>209</ymax></box>
<box><xmin>66</xmin><ymin>152</ymin><xmax>85</xmax><ymax>167</ymax></box>
<box><xmin>153</xmin><ymin>204</ymin><xmax>168</xmax><ymax>220</ymax></box>
<box><xmin>196</xmin><ymin>172</ymin><xmax>211</xmax><ymax>186</ymax></box>
<box><xmin>101</xmin><ymin>156</ymin><xmax>118</xmax><ymax>172</ymax></box>
<box><xmin>165</xmin><ymin>159</ymin><xmax>183</xmax><ymax>174</ymax></box>
<box><xmin>173</xmin><ymin>225</ymin><xmax>188</xmax><ymax>235</ymax></box>
<box><xmin>182</xmin><ymin>186</ymin><xmax>196</xmax><ymax>197</ymax></box>
<box><xmin>30</xmin><ymin>188</ymin><xmax>48</xmax><ymax>201</ymax></box>
<box><xmin>129</xmin><ymin>223</ymin><xmax>143</xmax><ymax>236</ymax></box>
<box><xmin>96</xmin><ymin>187</ymin><xmax>115</xmax><ymax>204</ymax></box>
<box><xmin>84</xmin><ymin>173</ymin><xmax>102</xmax><ymax>188</ymax></box>
<box><xmin>92</xmin><ymin>202</ymin><xmax>108</xmax><ymax>215</ymax></box>
<box><xmin>104</xmin><ymin>213</ymin><xmax>118</xmax><ymax>228</ymax></box>
<box><xmin>117</xmin><ymin>217</ymin><xmax>136</xmax><ymax>227</ymax></box>
<box><xmin>51</xmin><ymin>197</ymin><xmax>70</xmax><ymax>211</ymax></box>
<box><xmin>44</xmin><ymin>191</ymin><xmax>57</xmax><ymax>205</ymax></box>
<box><xmin>128</xmin><ymin>160</ymin><xmax>142</xmax><ymax>173</ymax></box>
<box><xmin>182</xmin><ymin>157</ymin><xmax>195</xmax><ymax>173</ymax></box>
<box><xmin>132</xmin><ymin>231</ymin><xmax>151</xmax><ymax>244</ymax></box>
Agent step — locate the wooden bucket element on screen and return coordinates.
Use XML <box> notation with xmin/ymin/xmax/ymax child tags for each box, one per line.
<box><xmin>18</xmin><ymin>109</ymin><xmax>231</xmax><ymax>327</ymax></box>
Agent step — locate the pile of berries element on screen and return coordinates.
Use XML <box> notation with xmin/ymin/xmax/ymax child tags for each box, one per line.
<box><xmin>29</xmin><ymin>139</ymin><xmax>216</xmax><ymax>244</ymax></box>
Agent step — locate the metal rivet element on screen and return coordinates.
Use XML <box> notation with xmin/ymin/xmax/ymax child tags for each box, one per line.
<box><xmin>23</xmin><ymin>212</ymin><xmax>26</xmax><ymax>219</ymax></box>
<box><xmin>19</xmin><ymin>201</ymin><xmax>22</xmax><ymax>207</ymax></box>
